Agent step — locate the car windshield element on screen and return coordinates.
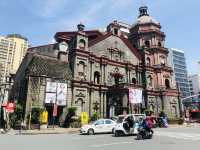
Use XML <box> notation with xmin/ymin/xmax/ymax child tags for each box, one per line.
<box><xmin>94</xmin><ymin>120</ymin><xmax>104</xmax><ymax>125</ymax></box>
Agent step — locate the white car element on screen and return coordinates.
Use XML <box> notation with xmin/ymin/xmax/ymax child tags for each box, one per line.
<box><xmin>114</xmin><ymin>114</ymin><xmax>146</xmax><ymax>136</ymax></box>
<box><xmin>80</xmin><ymin>119</ymin><xmax>116</xmax><ymax>135</ymax></box>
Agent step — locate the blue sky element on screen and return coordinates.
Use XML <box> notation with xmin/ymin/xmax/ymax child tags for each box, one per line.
<box><xmin>0</xmin><ymin>0</ymin><xmax>199</xmax><ymax>74</ymax></box>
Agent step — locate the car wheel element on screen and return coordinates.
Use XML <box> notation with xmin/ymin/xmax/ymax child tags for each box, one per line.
<box><xmin>115</xmin><ymin>131</ymin><xmax>119</xmax><ymax>137</ymax></box>
<box><xmin>88</xmin><ymin>129</ymin><xmax>94</xmax><ymax>135</ymax></box>
<box><xmin>137</xmin><ymin>134</ymin><xmax>142</xmax><ymax>140</ymax></box>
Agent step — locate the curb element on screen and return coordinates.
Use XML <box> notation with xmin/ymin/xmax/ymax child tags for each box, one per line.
<box><xmin>14</xmin><ymin>129</ymin><xmax>80</xmax><ymax>135</ymax></box>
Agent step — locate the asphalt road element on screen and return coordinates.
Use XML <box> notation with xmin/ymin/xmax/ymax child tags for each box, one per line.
<box><xmin>0</xmin><ymin>127</ymin><xmax>200</xmax><ymax>150</ymax></box>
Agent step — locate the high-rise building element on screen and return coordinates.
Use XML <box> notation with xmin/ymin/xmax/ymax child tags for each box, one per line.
<box><xmin>169</xmin><ymin>48</ymin><xmax>190</xmax><ymax>98</ymax></box>
<box><xmin>0</xmin><ymin>34</ymin><xmax>28</xmax><ymax>83</ymax></box>
<box><xmin>188</xmin><ymin>74</ymin><xmax>200</xmax><ymax>95</ymax></box>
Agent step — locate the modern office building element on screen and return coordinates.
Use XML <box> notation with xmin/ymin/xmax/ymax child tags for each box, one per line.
<box><xmin>188</xmin><ymin>74</ymin><xmax>200</xmax><ymax>95</ymax></box>
<box><xmin>169</xmin><ymin>48</ymin><xmax>190</xmax><ymax>98</ymax></box>
<box><xmin>0</xmin><ymin>34</ymin><xmax>28</xmax><ymax>83</ymax></box>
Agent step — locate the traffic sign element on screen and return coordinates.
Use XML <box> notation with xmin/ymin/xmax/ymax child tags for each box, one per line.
<box><xmin>5</xmin><ymin>102</ymin><xmax>16</xmax><ymax>113</ymax></box>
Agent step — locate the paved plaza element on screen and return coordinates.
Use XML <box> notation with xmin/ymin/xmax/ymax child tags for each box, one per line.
<box><xmin>0</xmin><ymin>127</ymin><xmax>200</xmax><ymax>150</ymax></box>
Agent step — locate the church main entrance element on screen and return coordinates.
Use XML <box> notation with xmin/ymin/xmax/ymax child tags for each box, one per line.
<box><xmin>107</xmin><ymin>87</ymin><xmax>129</xmax><ymax>118</ymax></box>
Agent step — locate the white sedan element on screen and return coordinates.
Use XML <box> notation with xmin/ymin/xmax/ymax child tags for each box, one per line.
<box><xmin>80</xmin><ymin>119</ymin><xmax>116</xmax><ymax>135</ymax></box>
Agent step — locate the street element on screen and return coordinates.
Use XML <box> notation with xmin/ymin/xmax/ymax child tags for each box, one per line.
<box><xmin>0</xmin><ymin>127</ymin><xmax>200</xmax><ymax>150</ymax></box>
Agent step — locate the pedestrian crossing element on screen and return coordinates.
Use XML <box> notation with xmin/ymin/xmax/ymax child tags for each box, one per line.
<box><xmin>155</xmin><ymin>131</ymin><xmax>200</xmax><ymax>141</ymax></box>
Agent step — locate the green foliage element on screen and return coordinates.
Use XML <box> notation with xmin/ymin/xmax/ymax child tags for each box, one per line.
<box><xmin>26</xmin><ymin>107</ymin><xmax>44</xmax><ymax>124</ymax></box>
<box><xmin>91</xmin><ymin>112</ymin><xmax>99</xmax><ymax>121</ymax></box>
<box><xmin>31</xmin><ymin>108</ymin><xmax>43</xmax><ymax>124</ymax></box>
<box><xmin>63</xmin><ymin>107</ymin><xmax>77</xmax><ymax>128</ymax></box>
<box><xmin>68</xmin><ymin>107</ymin><xmax>77</xmax><ymax>115</ymax></box>
<box><xmin>9</xmin><ymin>104</ymin><xmax>23</xmax><ymax>128</ymax></box>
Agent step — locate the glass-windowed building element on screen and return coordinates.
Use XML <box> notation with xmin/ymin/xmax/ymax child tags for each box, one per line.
<box><xmin>169</xmin><ymin>48</ymin><xmax>190</xmax><ymax>98</ymax></box>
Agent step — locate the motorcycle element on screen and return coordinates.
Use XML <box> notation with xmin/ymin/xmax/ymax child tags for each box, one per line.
<box><xmin>136</xmin><ymin>127</ymin><xmax>153</xmax><ymax>140</ymax></box>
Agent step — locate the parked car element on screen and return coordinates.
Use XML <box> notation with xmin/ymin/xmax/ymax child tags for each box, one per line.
<box><xmin>80</xmin><ymin>119</ymin><xmax>116</xmax><ymax>135</ymax></box>
<box><xmin>114</xmin><ymin>114</ymin><xmax>146</xmax><ymax>137</ymax></box>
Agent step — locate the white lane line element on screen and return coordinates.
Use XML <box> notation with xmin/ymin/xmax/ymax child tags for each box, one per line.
<box><xmin>70</xmin><ymin>135</ymin><xmax>113</xmax><ymax>140</ymax></box>
<box><xmin>90</xmin><ymin>141</ymin><xmax>136</xmax><ymax>148</ymax></box>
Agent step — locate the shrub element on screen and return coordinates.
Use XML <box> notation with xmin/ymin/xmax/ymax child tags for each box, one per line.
<box><xmin>91</xmin><ymin>112</ymin><xmax>99</xmax><ymax>121</ymax></box>
<box><xmin>9</xmin><ymin>104</ymin><xmax>23</xmax><ymax>128</ymax></box>
<box><xmin>63</xmin><ymin>107</ymin><xmax>77</xmax><ymax>128</ymax></box>
<box><xmin>68</xmin><ymin>107</ymin><xmax>77</xmax><ymax>116</ymax></box>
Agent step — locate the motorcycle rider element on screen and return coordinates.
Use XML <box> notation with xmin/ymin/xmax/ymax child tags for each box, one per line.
<box><xmin>140</xmin><ymin>116</ymin><xmax>154</xmax><ymax>135</ymax></box>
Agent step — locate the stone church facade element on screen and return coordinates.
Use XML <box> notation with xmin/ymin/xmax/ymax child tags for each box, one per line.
<box><xmin>12</xmin><ymin>6</ymin><xmax>181</xmax><ymax>120</ymax></box>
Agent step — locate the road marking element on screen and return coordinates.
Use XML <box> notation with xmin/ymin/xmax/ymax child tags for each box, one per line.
<box><xmin>90</xmin><ymin>141</ymin><xmax>136</xmax><ymax>147</ymax></box>
<box><xmin>69</xmin><ymin>134</ymin><xmax>113</xmax><ymax>140</ymax></box>
<box><xmin>155</xmin><ymin>131</ymin><xmax>200</xmax><ymax>141</ymax></box>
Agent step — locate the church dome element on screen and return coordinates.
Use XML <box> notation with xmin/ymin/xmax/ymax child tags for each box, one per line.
<box><xmin>134</xmin><ymin>6</ymin><xmax>160</xmax><ymax>26</ymax></box>
<box><xmin>137</xmin><ymin>15</ymin><xmax>159</xmax><ymax>25</ymax></box>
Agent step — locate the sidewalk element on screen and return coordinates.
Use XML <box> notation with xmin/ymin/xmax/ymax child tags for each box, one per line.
<box><xmin>169</xmin><ymin>123</ymin><xmax>200</xmax><ymax>128</ymax></box>
<box><xmin>5</xmin><ymin>128</ymin><xmax>80</xmax><ymax>135</ymax></box>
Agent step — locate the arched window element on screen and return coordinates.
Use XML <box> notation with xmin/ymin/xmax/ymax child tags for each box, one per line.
<box><xmin>79</xmin><ymin>39</ymin><xmax>86</xmax><ymax>49</ymax></box>
<box><xmin>78</xmin><ymin>61</ymin><xmax>85</xmax><ymax>74</ymax></box>
<box><xmin>158</xmin><ymin>41</ymin><xmax>162</xmax><ymax>47</ymax></box>
<box><xmin>114</xmin><ymin>28</ymin><xmax>118</xmax><ymax>35</ymax></box>
<box><xmin>146</xmin><ymin>57</ymin><xmax>151</xmax><ymax>66</ymax></box>
<box><xmin>94</xmin><ymin>71</ymin><xmax>100</xmax><ymax>84</ymax></box>
<box><xmin>145</xmin><ymin>41</ymin><xmax>150</xmax><ymax>47</ymax></box>
<box><xmin>160</xmin><ymin>55</ymin><xmax>166</xmax><ymax>65</ymax></box>
<box><xmin>75</xmin><ymin>98</ymin><xmax>85</xmax><ymax>114</ymax></box>
<box><xmin>165</xmin><ymin>79</ymin><xmax>170</xmax><ymax>89</ymax></box>
<box><xmin>147</xmin><ymin>75</ymin><xmax>153</xmax><ymax>87</ymax></box>
<box><xmin>132</xmin><ymin>78</ymin><xmax>137</xmax><ymax>84</ymax></box>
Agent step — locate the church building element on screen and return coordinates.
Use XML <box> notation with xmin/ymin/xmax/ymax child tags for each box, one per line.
<box><xmin>12</xmin><ymin>6</ymin><xmax>181</xmax><ymax>122</ymax></box>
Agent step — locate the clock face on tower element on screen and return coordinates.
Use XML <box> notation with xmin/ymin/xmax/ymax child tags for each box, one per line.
<box><xmin>59</xmin><ymin>41</ymin><xmax>68</xmax><ymax>52</ymax></box>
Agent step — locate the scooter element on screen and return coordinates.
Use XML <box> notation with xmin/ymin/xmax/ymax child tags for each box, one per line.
<box><xmin>136</xmin><ymin>127</ymin><xmax>153</xmax><ymax>140</ymax></box>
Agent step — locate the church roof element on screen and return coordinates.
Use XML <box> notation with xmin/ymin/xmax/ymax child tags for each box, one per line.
<box><xmin>27</xmin><ymin>53</ymin><xmax>72</xmax><ymax>80</ymax></box>
<box><xmin>89</xmin><ymin>32</ymin><xmax>142</xmax><ymax>60</ymax></box>
<box><xmin>55</xmin><ymin>30</ymin><xmax>104</xmax><ymax>43</ymax></box>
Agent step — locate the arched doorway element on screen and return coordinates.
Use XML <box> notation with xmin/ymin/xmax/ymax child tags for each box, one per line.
<box><xmin>94</xmin><ymin>71</ymin><xmax>100</xmax><ymax>84</ymax></box>
<box><xmin>165</xmin><ymin>79</ymin><xmax>170</xmax><ymax>89</ymax></box>
<box><xmin>75</xmin><ymin>98</ymin><xmax>84</xmax><ymax>115</ymax></box>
